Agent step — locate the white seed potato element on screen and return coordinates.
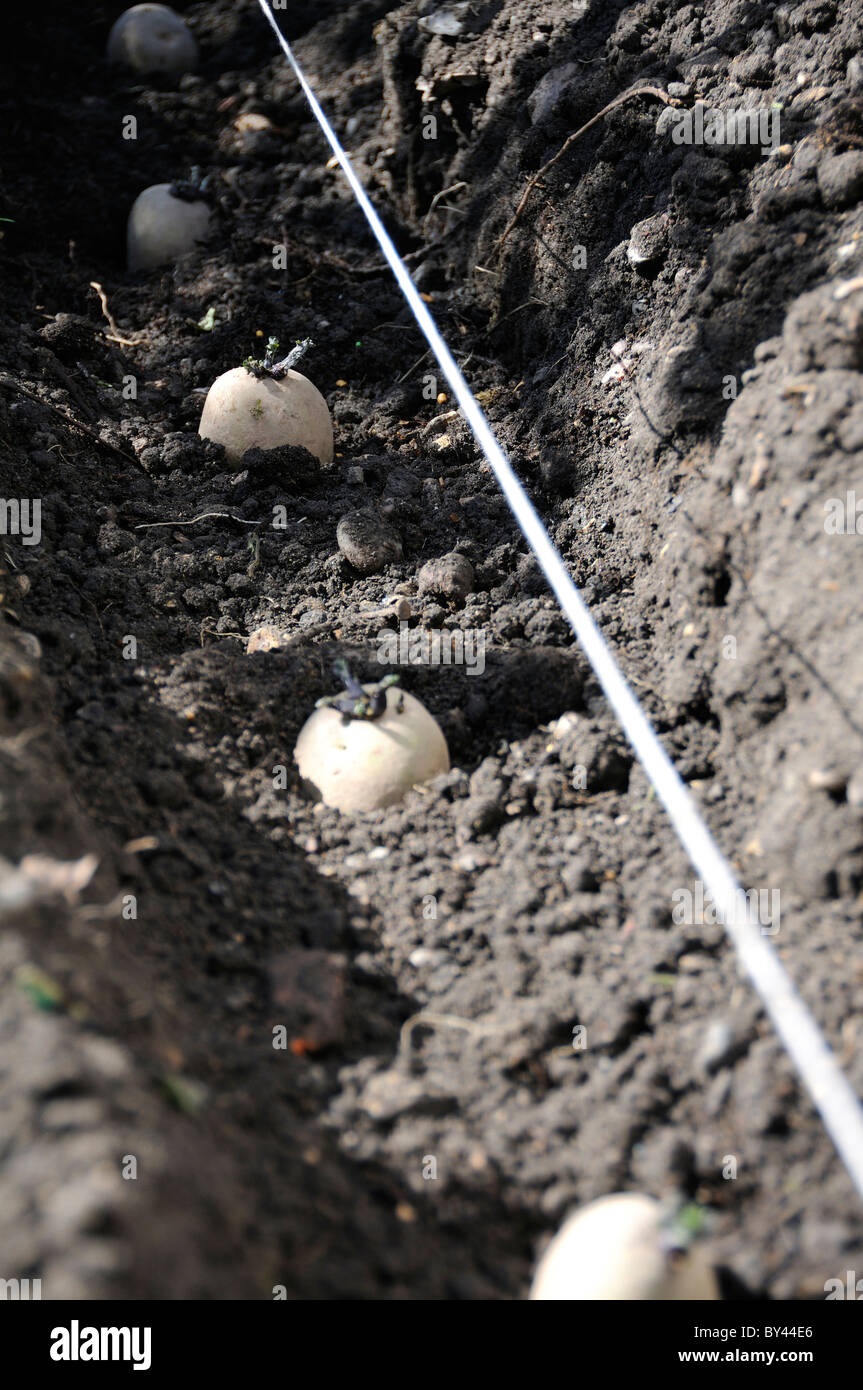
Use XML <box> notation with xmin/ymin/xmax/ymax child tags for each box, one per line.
<box><xmin>530</xmin><ymin>1193</ymin><xmax>720</xmax><ymax>1301</ymax></box>
<box><xmin>127</xmin><ymin>184</ymin><xmax>212</xmax><ymax>271</ymax></box>
<box><xmin>295</xmin><ymin>685</ymin><xmax>449</xmax><ymax>812</ymax></box>
<box><xmin>197</xmin><ymin>366</ymin><xmax>334</xmax><ymax>465</ymax></box>
<box><xmin>107</xmin><ymin>5</ymin><xmax>198</xmax><ymax>76</ymax></box>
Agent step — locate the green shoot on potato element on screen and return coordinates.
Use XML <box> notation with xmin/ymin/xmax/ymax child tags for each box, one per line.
<box><xmin>169</xmin><ymin>166</ymin><xmax>213</xmax><ymax>203</ymax></box>
<box><xmin>243</xmin><ymin>336</ymin><xmax>315</xmax><ymax>380</ymax></box>
<box><xmin>315</xmin><ymin>658</ymin><xmax>402</xmax><ymax>721</ymax></box>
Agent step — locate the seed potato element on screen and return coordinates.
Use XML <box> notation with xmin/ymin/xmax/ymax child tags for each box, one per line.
<box><xmin>295</xmin><ymin>685</ymin><xmax>449</xmax><ymax>812</ymax></box>
<box><xmin>530</xmin><ymin>1192</ymin><xmax>720</xmax><ymax>1301</ymax></box>
<box><xmin>127</xmin><ymin>183</ymin><xmax>212</xmax><ymax>271</ymax></box>
<box><xmin>198</xmin><ymin>366</ymin><xmax>334</xmax><ymax>465</ymax></box>
<box><xmin>107</xmin><ymin>4</ymin><xmax>198</xmax><ymax>77</ymax></box>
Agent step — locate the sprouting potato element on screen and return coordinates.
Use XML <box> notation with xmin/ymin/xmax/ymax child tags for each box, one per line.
<box><xmin>295</xmin><ymin>664</ymin><xmax>449</xmax><ymax>812</ymax></box>
<box><xmin>197</xmin><ymin>339</ymin><xmax>333</xmax><ymax>465</ymax></box>
<box><xmin>127</xmin><ymin>183</ymin><xmax>212</xmax><ymax>271</ymax></box>
<box><xmin>530</xmin><ymin>1192</ymin><xmax>720</xmax><ymax>1301</ymax></box>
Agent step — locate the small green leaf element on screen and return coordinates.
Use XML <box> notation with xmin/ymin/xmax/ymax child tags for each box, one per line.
<box><xmin>161</xmin><ymin>1074</ymin><xmax>208</xmax><ymax>1113</ymax></box>
<box><xmin>676</xmin><ymin>1202</ymin><xmax>708</xmax><ymax>1238</ymax></box>
<box><xmin>16</xmin><ymin>964</ymin><xmax>64</xmax><ymax>1012</ymax></box>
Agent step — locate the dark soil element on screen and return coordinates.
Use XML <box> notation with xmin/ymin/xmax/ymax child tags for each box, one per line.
<box><xmin>2</xmin><ymin>0</ymin><xmax>863</xmax><ymax>1300</ymax></box>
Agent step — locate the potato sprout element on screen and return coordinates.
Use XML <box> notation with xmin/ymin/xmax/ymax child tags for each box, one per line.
<box><xmin>294</xmin><ymin>661</ymin><xmax>450</xmax><ymax>812</ymax></box>
<box><xmin>530</xmin><ymin>1193</ymin><xmax>720</xmax><ymax>1301</ymax></box>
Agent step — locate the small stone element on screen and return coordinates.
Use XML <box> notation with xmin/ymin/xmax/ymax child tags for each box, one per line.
<box><xmin>385</xmin><ymin>596</ymin><xmax>412</xmax><ymax>621</ymax></box>
<box><xmin>847</xmin><ymin>767</ymin><xmax>863</xmax><ymax>806</ymax></box>
<box><xmin>417</xmin><ymin>551</ymin><xmax>475</xmax><ymax>605</ymax></box>
<box><xmin>730</xmin><ymin>52</ymin><xmax>773</xmax><ymax>85</ymax></box>
<box><xmin>627</xmin><ymin>212</ymin><xmax>672</xmax><ymax>268</ymax></box>
<box><xmin>247</xmin><ymin>625</ymin><xmax>288</xmax><ymax>653</ymax></box>
<box><xmin>808</xmin><ymin>766</ymin><xmax>848</xmax><ymax>792</ymax></box>
<box><xmin>817</xmin><ymin>151</ymin><xmax>863</xmax><ymax>210</ymax></box>
<box><xmin>336</xmin><ymin>510</ymin><xmax>403</xmax><ymax>575</ymax></box>
<box><xmin>454</xmin><ymin>849</ymin><xmax>493</xmax><ymax>872</ymax></box>
<box><xmin>787</xmin><ymin>0</ymin><xmax>838</xmax><ymax>34</ymax></box>
<box><xmin>41</xmin><ymin>1098</ymin><xmax>105</xmax><ymax>1131</ymax></box>
<box><xmin>561</xmin><ymin>856</ymin><xmax>597</xmax><ymax>893</ymax></box>
<box><xmin>16</xmin><ymin>631</ymin><xmax>42</xmax><ymax>661</ymax></box>
<box><xmin>234</xmin><ymin>112</ymin><xmax>272</xmax><ymax>133</ymax></box>
<box><xmin>527</xmin><ymin>61</ymin><xmax>578</xmax><ymax>124</ymax></box>
<box><xmin>550</xmin><ymin>711</ymin><xmax>580</xmax><ymax>740</ymax></box>
<box><xmin>409</xmin><ymin>947</ymin><xmax>450</xmax><ymax>967</ymax></box>
<box><xmin>418</xmin><ymin>8</ymin><xmax>466</xmax><ymax>37</ymax></box>
<box><xmin>793</xmin><ymin>140</ymin><xmax>821</xmax><ymax>174</ymax></box>
<box><xmin>848</xmin><ymin>55</ymin><xmax>863</xmax><ymax>93</ymax></box>
<box><xmin>97</xmin><ymin>523</ymin><xmax>135</xmax><ymax>557</ymax></box>
<box><xmin>696</xmin><ymin>1018</ymin><xmax>737</xmax><ymax>1075</ymax></box>
<box><xmin>655</xmin><ymin>106</ymin><xmax>680</xmax><ymax>137</ymax></box>
<box><xmin>678</xmin><ymin>953</ymin><xmax>705</xmax><ymax>973</ymax></box>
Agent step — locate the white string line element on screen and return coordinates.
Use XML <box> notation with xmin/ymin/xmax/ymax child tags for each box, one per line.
<box><xmin>256</xmin><ymin>0</ymin><xmax>863</xmax><ymax>1201</ymax></box>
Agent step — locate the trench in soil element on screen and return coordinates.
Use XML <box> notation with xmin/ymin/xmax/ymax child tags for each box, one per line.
<box><xmin>2</xmin><ymin>0</ymin><xmax>863</xmax><ymax>1299</ymax></box>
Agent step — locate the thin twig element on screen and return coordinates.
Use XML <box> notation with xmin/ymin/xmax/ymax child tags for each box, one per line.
<box><xmin>488</xmin><ymin>297</ymin><xmax>549</xmax><ymax>331</ymax></box>
<box><xmin>423</xmin><ymin>181</ymin><xmax>468</xmax><ymax>230</ymax></box>
<box><xmin>198</xmin><ymin>620</ymin><xmax>247</xmax><ymax>647</ymax></box>
<box><xmin>396</xmin><ymin>349</ymin><xmax>431</xmax><ymax>384</ymax></box>
<box><xmin>135</xmin><ymin>512</ymin><xmax>261</xmax><ymax>530</ymax></box>
<box><xmin>399</xmin><ymin>1010</ymin><xmax>490</xmax><ymax>1057</ymax></box>
<box><xmin>89</xmin><ymin>281</ymin><xmax>144</xmax><ymax>346</ymax></box>
<box><xmin>497</xmin><ymin>86</ymin><xmax>680</xmax><ymax>249</ymax></box>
